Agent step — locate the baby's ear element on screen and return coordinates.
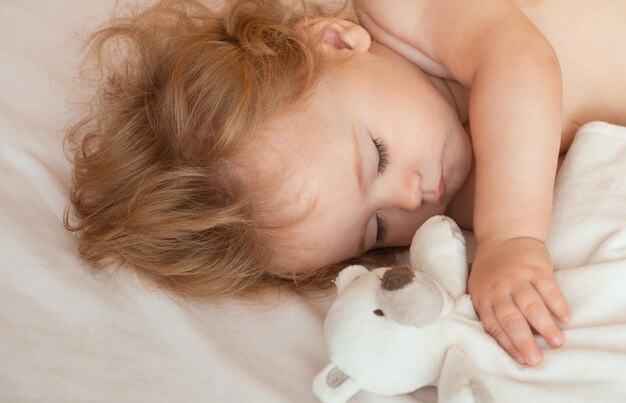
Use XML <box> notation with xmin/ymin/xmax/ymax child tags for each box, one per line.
<box><xmin>298</xmin><ymin>17</ymin><xmax>371</xmax><ymax>54</ymax></box>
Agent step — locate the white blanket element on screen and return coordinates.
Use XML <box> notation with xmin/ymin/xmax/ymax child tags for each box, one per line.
<box><xmin>441</xmin><ymin>122</ymin><xmax>626</xmax><ymax>403</ymax></box>
<box><xmin>1</xmin><ymin>0</ymin><xmax>625</xmax><ymax>401</ymax></box>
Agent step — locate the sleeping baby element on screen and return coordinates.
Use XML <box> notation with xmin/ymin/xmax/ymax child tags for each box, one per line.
<box><xmin>63</xmin><ymin>0</ymin><xmax>626</xmax><ymax>368</ymax></box>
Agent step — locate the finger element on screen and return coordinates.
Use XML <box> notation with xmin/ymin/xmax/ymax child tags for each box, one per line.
<box><xmin>533</xmin><ymin>278</ymin><xmax>571</xmax><ymax>323</ymax></box>
<box><xmin>493</xmin><ymin>296</ymin><xmax>543</xmax><ymax>366</ymax></box>
<box><xmin>513</xmin><ymin>285</ymin><xmax>564</xmax><ymax>348</ymax></box>
<box><xmin>478</xmin><ymin>304</ymin><xmax>525</xmax><ymax>365</ymax></box>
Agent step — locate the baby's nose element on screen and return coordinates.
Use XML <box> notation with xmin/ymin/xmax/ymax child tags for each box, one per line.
<box><xmin>393</xmin><ymin>171</ymin><xmax>422</xmax><ymax>211</ymax></box>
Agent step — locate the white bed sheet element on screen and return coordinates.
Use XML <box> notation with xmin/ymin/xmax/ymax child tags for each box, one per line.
<box><xmin>0</xmin><ymin>2</ymin><xmax>415</xmax><ymax>402</ymax></box>
<box><xmin>1</xmin><ymin>1</ymin><xmax>625</xmax><ymax>402</ymax></box>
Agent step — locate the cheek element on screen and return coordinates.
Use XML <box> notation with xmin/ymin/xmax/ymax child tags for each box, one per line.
<box><xmin>391</xmin><ymin>222</ymin><xmax>422</xmax><ymax>246</ymax></box>
<box><xmin>448</xmin><ymin>128</ymin><xmax>473</xmax><ymax>192</ymax></box>
<box><xmin>385</xmin><ymin>205</ymin><xmax>446</xmax><ymax>247</ymax></box>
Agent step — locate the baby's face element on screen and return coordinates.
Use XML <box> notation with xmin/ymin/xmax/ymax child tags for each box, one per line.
<box><xmin>243</xmin><ymin>41</ymin><xmax>472</xmax><ymax>273</ymax></box>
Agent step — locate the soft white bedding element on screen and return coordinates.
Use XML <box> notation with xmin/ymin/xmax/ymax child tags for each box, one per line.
<box><xmin>1</xmin><ymin>1</ymin><xmax>625</xmax><ymax>402</ymax></box>
<box><xmin>438</xmin><ymin>122</ymin><xmax>626</xmax><ymax>403</ymax></box>
<box><xmin>0</xmin><ymin>2</ymin><xmax>364</xmax><ymax>402</ymax></box>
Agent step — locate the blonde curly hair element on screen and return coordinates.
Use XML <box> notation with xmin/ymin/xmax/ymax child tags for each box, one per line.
<box><xmin>64</xmin><ymin>0</ymin><xmax>398</xmax><ymax>301</ymax></box>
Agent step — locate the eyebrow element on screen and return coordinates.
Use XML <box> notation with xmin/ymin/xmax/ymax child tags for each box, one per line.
<box><xmin>352</xmin><ymin>126</ymin><xmax>368</xmax><ymax>255</ymax></box>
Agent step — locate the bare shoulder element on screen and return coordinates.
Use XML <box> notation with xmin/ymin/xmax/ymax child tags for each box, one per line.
<box><xmin>352</xmin><ymin>0</ymin><xmax>429</xmax><ymax>26</ymax></box>
<box><xmin>352</xmin><ymin>0</ymin><xmax>431</xmax><ymax>52</ymax></box>
<box><xmin>353</xmin><ymin>0</ymin><xmax>547</xmax><ymax>85</ymax></box>
<box><xmin>352</xmin><ymin>0</ymin><xmax>452</xmax><ymax>78</ymax></box>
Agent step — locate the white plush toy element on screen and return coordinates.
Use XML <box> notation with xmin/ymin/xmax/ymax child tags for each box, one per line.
<box><xmin>313</xmin><ymin>215</ymin><xmax>493</xmax><ymax>403</ymax></box>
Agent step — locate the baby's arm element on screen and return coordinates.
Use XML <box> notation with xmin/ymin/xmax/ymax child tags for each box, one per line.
<box><xmin>356</xmin><ymin>0</ymin><xmax>571</xmax><ymax>365</ymax></box>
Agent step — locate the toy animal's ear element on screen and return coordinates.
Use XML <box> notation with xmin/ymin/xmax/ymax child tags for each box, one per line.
<box><xmin>410</xmin><ymin>215</ymin><xmax>468</xmax><ymax>299</ymax></box>
<box><xmin>334</xmin><ymin>265</ymin><xmax>369</xmax><ymax>294</ymax></box>
<box><xmin>313</xmin><ymin>363</ymin><xmax>360</xmax><ymax>403</ymax></box>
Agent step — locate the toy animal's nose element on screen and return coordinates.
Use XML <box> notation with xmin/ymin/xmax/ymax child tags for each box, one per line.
<box><xmin>380</xmin><ymin>266</ymin><xmax>415</xmax><ymax>290</ymax></box>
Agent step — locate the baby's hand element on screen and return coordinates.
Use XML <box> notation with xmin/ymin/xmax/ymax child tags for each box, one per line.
<box><xmin>468</xmin><ymin>237</ymin><xmax>571</xmax><ymax>366</ymax></box>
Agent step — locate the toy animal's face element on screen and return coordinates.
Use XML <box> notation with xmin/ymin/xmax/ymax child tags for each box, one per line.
<box><xmin>323</xmin><ymin>267</ymin><xmax>448</xmax><ymax>394</ymax></box>
<box><xmin>316</xmin><ymin>216</ymin><xmax>470</xmax><ymax>401</ymax></box>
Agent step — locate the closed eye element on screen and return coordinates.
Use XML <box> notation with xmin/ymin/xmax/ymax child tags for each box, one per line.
<box><xmin>376</xmin><ymin>213</ymin><xmax>387</xmax><ymax>243</ymax></box>
<box><xmin>373</xmin><ymin>138</ymin><xmax>389</xmax><ymax>175</ymax></box>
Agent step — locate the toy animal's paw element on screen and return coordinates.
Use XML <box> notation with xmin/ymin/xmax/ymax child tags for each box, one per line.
<box><xmin>410</xmin><ymin>216</ymin><xmax>466</xmax><ymax>266</ymax></box>
<box><xmin>313</xmin><ymin>363</ymin><xmax>360</xmax><ymax>403</ymax></box>
<box><xmin>410</xmin><ymin>216</ymin><xmax>468</xmax><ymax>300</ymax></box>
<box><xmin>415</xmin><ymin>216</ymin><xmax>465</xmax><ymax>248</ymax></box>
<box><xmin>439</xmin><ymin>348</ymin><xmax>494</xmax><ymax>403</ymax></box>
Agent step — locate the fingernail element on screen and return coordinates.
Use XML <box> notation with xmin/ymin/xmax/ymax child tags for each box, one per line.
<box><xmin>526</xmin><ymin>351</ymin><xmax>541</xmax><ymax>365</ymax></box>
<box><xmin>551</xmin><ymin>336</ymin><xmax>563</xmax><ymax>346</ymax></box>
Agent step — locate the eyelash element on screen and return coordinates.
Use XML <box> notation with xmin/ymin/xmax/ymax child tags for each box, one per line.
<box><xmin>372</xmin><ymin>137</ymin><xmax>389</xmax><ymax>244</ymax></box>
<box><xmin>376</xmin><ymin>213</ymin><xmax>387</xmax><ymax>243</ymax></box>
<box><xmin>373</xmin><ymin>138</ymin><xmax>389</xmax><ymax>175</ymax></box>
